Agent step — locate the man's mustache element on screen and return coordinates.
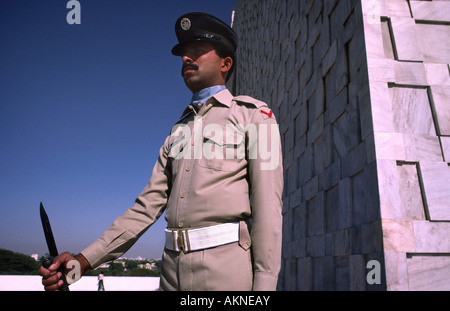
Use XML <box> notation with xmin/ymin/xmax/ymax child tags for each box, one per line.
<box><xmin>182</xmin><ymin>63</ymin><xmax>199</xmax><ymax>75</ymax></box>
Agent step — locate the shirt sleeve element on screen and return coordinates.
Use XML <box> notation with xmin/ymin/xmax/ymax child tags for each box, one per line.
<box><xmin>246</xmin><ymin>107</ymin><xmax>284</xmax><ymax>291</ymax></box>
<box><xmin>80</xmin><ymin>136</ymin><xmax>172</xmax><ymax>269</ymax></box>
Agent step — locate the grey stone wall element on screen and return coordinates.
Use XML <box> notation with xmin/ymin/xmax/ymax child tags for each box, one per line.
<box><xmin>230</xmin><ymin>0</ymin><xmax>450</xmax><ymax>290</ymax></box>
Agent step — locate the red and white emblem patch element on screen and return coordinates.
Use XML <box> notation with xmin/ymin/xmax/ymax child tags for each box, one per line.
<box><xmin>260</xmin><ymin>107</ymin><xmax>274</xmax><ymax>119</ymax></box>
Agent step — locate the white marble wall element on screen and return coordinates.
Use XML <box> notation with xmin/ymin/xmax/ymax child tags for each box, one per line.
<box><xmin>362</xmin><ymin>0</ymin><xmax>450</xmax><ymax>290</ymax></box>
<box><xmin>231</xmin><ymin>0</ymin><xmax>450</xmax><ymax>290</ymax></box>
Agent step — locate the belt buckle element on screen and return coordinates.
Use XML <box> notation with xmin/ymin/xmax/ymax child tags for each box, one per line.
<box><xmin>176</xmin><ymin>229</ymin><xmax>191</xmax><ymax>254</ymax></box>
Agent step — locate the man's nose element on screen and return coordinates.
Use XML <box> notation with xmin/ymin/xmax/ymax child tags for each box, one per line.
<box><xmin>182</xmin><ymin>54</ymin><xmax>193</xmax><ymax>64</ymax></box>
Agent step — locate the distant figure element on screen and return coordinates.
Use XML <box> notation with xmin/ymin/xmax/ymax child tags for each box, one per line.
<box><xmin>97</xmin><ymin>272</ymin><xmax>105</xmax><ymax>291</ymax></box>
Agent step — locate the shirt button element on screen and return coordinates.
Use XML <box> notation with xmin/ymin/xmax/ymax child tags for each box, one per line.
<box><xmin>180</xmin><ymin>192</ymin><xmax>186</xmax><ymax>198</ymax></box>
<box><xmin>178</xmin><ymin>221</ymin><xmax>184</xmax><ymax>228</ymax></box>
<box><xmin>186</xmin><ymin>166</ymin><xmax>191</xmax><ymax>172</ymax></box>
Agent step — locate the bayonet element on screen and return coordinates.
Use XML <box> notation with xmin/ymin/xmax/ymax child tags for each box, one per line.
<box><xmin>40</xmin><ymin>202</ymin><xmax>70</xmax><ymax>291</ymax></box>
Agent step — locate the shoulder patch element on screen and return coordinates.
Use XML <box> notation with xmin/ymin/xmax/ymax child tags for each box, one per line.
<box><xmin>259</xmin><ymin>107</ymin><xmax>274</xmax><ymax>120</ymax></box>
<box><xmin>233</xmin><ymin>95</ymin><xmax>267</xmax><ymax>109</ymax></box>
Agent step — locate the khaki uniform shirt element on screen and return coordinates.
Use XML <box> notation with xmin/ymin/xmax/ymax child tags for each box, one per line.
<box><xmin>81</xmin><ymin>89</ymin><xmax>283</xmax><ymax>290</ymax></box>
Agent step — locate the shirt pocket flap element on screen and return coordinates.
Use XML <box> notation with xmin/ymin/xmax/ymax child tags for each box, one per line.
<box><xmin>203</xmin><ymin>129</ymin><xmax>244</xmax><ymax>147</ymax></box>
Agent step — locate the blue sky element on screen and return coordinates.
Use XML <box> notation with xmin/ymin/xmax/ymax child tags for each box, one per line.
<box><xmin>0</xmin><ymin>0</ymin><xmax>236</xmax><ymax>259</ymax></box>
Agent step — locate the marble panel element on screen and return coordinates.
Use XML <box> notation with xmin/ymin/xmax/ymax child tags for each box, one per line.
<box><xmin>403</xmin><ymin>134</ymin><xmax>443</xmax><ymax>162</ymax></box>
<box><xmin>441</xmin><ymin>137</ymin><xmax>450</xmax><ymax>162</ymax></box>
<box><xmin>367</xmin><ymin>58</ymin><xmax>395</xmax><ymax>82</ymax></box>
<box><xmin>410</xmin><ymin>1</ymin><xmax>450</xmax><ymax>23</ymax></box>
<box><xmin>377</xmin><ymin>160</ymin><xmax>404</xmax><ymax>220</ymax></box>
<box><xmin>424</xmin><ymin>63</ymin><xmax>450</xmax><ymax>86</ymax></box>
<box><xmin>430</xmin><ymin>85</ymin><xmax>450</xmax><ymax>136</ymax></box>
<box><xmin>383</xmin><ymin>0</ymin><xmax>411</xmax><ymax>17</ymax></box>
<box><xmin>416</xmin><ymin>23</ymin><xmax>450</xmax><ymax>64</ymax></box>
<box><xmin>390</xmin><ymin>16</ymin><xmax>424</xmax><ymax>61</ymax></box>
<box><xmin>389</xmin><ymin>86</ymin><xmax>435</xmax><ymax>136</ymax></box>
<box><xmin>382</xmin><ymin>219</ymin><xmax>415</xmax><ymax>253</ymax></box>
<box><xmin>413</xmin><ymin>221</ymin><xmax>450</xmax><ymax>253</ymax></box>
<box><xmin>369</xmin><ymin>82</ymin><xmax>395</xmax><ymax>133</ymax></box>
<box><xmin>374</xmin><ymin>132</ymin><xmax>405</xmax><ymax>160</ymax></box>
<box><xmin>419</xmin><ymin>161</ymin><xmax>450</xmax><ymax>221</ymax></box>
<box><xmin>384</xmin><ymin>252</ymin><xmax>409</xmax><ymax>291</ymax></box>
<box><xmin>407</xmin><ymin>255</ymin><xmax>450</xmax><ymax>290</ymax></box>
<box><xmin>396</xmin><ymin>162</ymin><xmax>426</xmax><ymax>220</ymax></box>
<box><xmin>393</xmin><ymin>62</ymin><xmax>427</xmax><ymax>86</ymax></box>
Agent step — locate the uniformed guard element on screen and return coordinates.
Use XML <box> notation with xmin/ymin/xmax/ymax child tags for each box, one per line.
<box><xmin>39</xmin><ymin>12</ymin><xmax>283</xmax><ymax>291</ymax></box>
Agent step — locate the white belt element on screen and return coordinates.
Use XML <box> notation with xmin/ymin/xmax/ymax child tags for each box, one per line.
<box><xmin>165</xmin><ymin>222</ymin><xmax>239</xmax><ymax>253</ymax></box>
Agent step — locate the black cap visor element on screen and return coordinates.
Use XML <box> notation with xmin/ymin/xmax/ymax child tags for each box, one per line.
<box><xmin>171</xmin><ymin>33</ymin><xmax>235</xmax><ymax>56</ymax></box>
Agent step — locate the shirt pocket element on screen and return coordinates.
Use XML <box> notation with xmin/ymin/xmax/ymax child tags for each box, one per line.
<box><xmin>198</xmin><ymin>128</ymin><xmax>245</xmax><ymax>172</ymax></box>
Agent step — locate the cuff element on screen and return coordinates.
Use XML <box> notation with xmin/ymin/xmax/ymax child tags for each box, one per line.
<box><xmin>253</xmin><ymin>272</ymin><xmax>279</xmax><ymax>291</ymax></box>
<box><xmin>80</xmin><ymin>240</ymin><xmax>108</xmax><ymax>270</ymax></box>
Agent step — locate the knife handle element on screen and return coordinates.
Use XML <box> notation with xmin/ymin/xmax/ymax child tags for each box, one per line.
<box><xmin>42</xmin><ymin>256</ymin><xmax>70</xmax><ymax>291</ymax></box>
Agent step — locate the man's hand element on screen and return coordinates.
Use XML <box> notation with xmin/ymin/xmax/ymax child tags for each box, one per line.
<box><xmin>38</xmin><ymin>252</ymin><xmax>91</xmax><ymax>291</ymax></box>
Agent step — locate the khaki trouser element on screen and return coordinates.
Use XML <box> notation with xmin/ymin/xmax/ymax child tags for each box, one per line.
<box><xmin>160</xmin><ymin>241</ymin><xmax>253</xmax><ymax>291</ymax></box>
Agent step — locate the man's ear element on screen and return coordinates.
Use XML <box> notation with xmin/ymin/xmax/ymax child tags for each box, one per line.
<box><xmin>221</xmin><ymin>56</ymin><xmax>233</xmax><ymax>74</ymax></box>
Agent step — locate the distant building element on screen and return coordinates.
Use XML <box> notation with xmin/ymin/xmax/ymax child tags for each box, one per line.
<box><xmin>138</xmin><ymin>262</ymin><xmax>157</xmax><ymax>271</ymax></box>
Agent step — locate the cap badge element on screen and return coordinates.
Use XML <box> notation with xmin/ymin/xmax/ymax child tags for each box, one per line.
<box><xmin>180</xmin><ymin>18</ymin><xmax>191</xmax><ymax>31</ymax></box>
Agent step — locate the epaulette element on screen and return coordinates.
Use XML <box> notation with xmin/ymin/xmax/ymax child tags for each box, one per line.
<box><xmin>233</xmin><ymin>95</ymin><xmax>268</xmax><ymax>109</ymax></box>
<box><xmin>233</xmin><ymin>95</ymin><xmax>275</xmax><ymax>120</ymax></box>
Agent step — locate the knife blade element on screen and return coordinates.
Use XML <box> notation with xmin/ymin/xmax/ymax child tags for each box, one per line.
<box><xmin>40</xmin><ymin>202</ymin><xmax>70</xmax><ymax>291</ymax></box>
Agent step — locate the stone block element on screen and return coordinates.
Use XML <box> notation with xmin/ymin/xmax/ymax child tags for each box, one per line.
<box><xmin>325</xmin><ymin>184</ymin><xmax>339</xmax><ymax>232</ymax></box>
<box><xmin>307</xmin><ymin>191</ymin><xmax>324</xmax><ymax>236</ymax></box>
<box><xmin>403</xmin><ymin>134</ymin><xmax>443</xmax><ymax>162</ymax></box>
<box><xmin>388</xmin><ymin>85</ymin><xmax>435</xmax><ymax>136</ymax></box>
<box><xmin>367</xmin><ymin>58</ymin><xmax>395</xmax><ymax>83</ymax></box>
<box><xmin>362</xmin><ymin>16</ymin><xmax>385</xmax><ymax>59</ymax></box>
<box><xmin>306</xmin><ymin>235</ymin><xmax>325</xmax><ymax>257</ymax></box>
<box><xmin>419</xmin><ymin>161</ymin><xmax>450</xmax><ymax>221</ymax></box>
<box><xmin>441</xmin><ymin>137</ymin><xmax>450</xmax><ymax>162</ymax></box>
<box><xmin>382</xmin><ymin>219</ymin><xmax>415</xmax><ymax>253</ymax></box>
<box><xmin>425</xmin><ymin>63</ymin><xmax>450</xmax><ymax>86</ymax></box>
<box><xmin>332</xmin><ymin>229</ymin><xmax>352</xmax><ymax>256</ymax></box>
<box><xmin>338</xmin><ymin>177</ymin><xmax>353</xmax><ymax>229</ymax></box>
<box><xmin>341</xmin><ymin>142</ymin><xmax>367</xmax><ymax>178</ymax></box>
<box><xmin>410</xmin><ymin>1</ymin><xmax>450</xmax><ymax>23</ymax></box>
<box><xmin>377</xmin><ymin>160</ymin><xmax>404</xmax><ymax>220</ymax></box>
<box><xmin>416</xmin><ymin>23</ymin><xmax>450</xmax><ymax>64</ymax></box>
<box><xmin>381</xmin><ymin>19</ymin><xmax>395</xmax><ymax>60</ymax></box>
<box><xmin>383</xmin><ymin>0</ymin><xmax>411</xmax><ymax>17</ymax></box>
<box><xmin>393</xmin><ymin>62</ymin><xmax>427</xmax><ymax>86</ymax></box>
<box><xmin>430</xmin><ymin>85</ymin><xmax>450</xmax><ymax>136</ymax></box>
<box><xmin>368</xmin><ymin>82</ymin><xmax>395</xmax><ymax>133</ymax></box>
<box><xmin>297</xmin><ymin>257</ymin><xmax>313</xmax><ymax>290</ymax></box>
<box><xmin>396</xmin><ymin>162</ymin><xmax>426</xmax><ymax>220</ymax></box>
<box><xmin>362</xmin><ymin>220</ymin><xmax>383</xmax><ymax>254</ymax></box>
<box><xmin>413</xmin><ymin>221</ymin><xmax>450</xmax><ymax>253</ymax></box>
<box><xmin>335</xmin><ymin>255</ymin><xmax>350</xmax><ymax>290</ymax></box>
<box><xmin>384</xmin><ymin>252</ymin><xmax>409</xmax><ymax>290</ymax></box>
<box><xmin>390</xmin><ymin>16</ymin><xmax>424</xmax><ymax>61</ymax></box>
<box><xmin>407</xmin><ymin>255</ymin><xmax>450</xmax><ymax>291</ymax></box>
<box><xmin>374</xmin><ymin>132</ymin><xmax>405</xmax><ymax>160</ymax></box>
<box><xmin>349</xmin><ymin>254</ymin><xmax>367</xmax><ymax>291</ymax></box>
